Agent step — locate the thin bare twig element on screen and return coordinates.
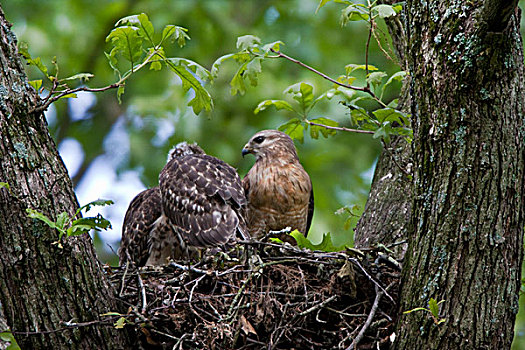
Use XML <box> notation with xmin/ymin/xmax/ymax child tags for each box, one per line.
<box><xmin>381</xmin><ymin>140</ymin><xmax>411</xmax><ymax>177</ymax></box>
<box><xmin>350</xmin><ymin>258</ymin><xmax>394</xmax><ymax>303</ymax></box>
<box><xmin>298</xmin><ymin>295</ymin><xmax>337</xmax><ymax>316</ymax></box>
<box><xmin>270</xmin><ymin>48</ymin><xmax>374</xmax><ymax>96</ymax></box>
<box><xmin>137</xmin><ymin>274</ymin><xmax>147</xmax><ymax>314</ymax></box>
<box><xmin>347</xmin><ymin>282</ymin><xmax>394</xmax><ymax>350</ymax></box>
<box><xmin>365</xmin><ymin>2</ymin><xmax>373</xmax><ymax>85</ymax></box>
<box><xmin>170</xmin><ymin>261</ymin><xmax>210</xmax><ymax>275</ymax></box>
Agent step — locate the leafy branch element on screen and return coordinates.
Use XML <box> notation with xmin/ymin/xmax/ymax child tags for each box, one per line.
<box><xmin>211</xmin><ymin>1</ymin><xmax>410</xmax><ymax>144</ymax></box>
<box><xmin>22</xmin><ymin>13</ymin><xmax>212</xmax><ymax>115</ymax></box>
<box><xmin>26</xmin><ymin>199</ymin><xmax>114</xmax><ymax>247</ymax></box>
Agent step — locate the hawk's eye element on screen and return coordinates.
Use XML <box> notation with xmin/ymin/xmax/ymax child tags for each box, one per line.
<box><xmin>253</xmin><ymin>136</ymin><xmax>265</xmax><ymax>144</ymax></box>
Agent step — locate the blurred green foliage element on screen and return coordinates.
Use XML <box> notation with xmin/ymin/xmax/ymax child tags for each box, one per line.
<box><xmin>5</xmin><ymin>0</ymin><xmax>394</xmax><ymax>256</ymax></box>
<box><xmin>4</xmin><ymin>1</ymin><xmax>525</xmax><ymax>348</ymax></box>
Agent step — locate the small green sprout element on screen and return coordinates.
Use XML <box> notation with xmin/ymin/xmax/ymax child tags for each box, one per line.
<box><xmin>404</xmin><ymin>298</ymin><xmax>446</xmax><ymax>325</ymax></box>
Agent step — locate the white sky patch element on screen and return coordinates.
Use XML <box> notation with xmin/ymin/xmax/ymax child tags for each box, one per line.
<box><xmin>44</xmin><ymin>103</ymin><xmax>56</xmax><ymax>127</ymax></box>
<box><xmin>104</xmin><ymin>116</ymin><xmax>130</xmax><ymax>167</ymax></box>
<box><xmin>69</xmin><ymin>91</ymin><xmax>96</xmax><ymax>121</ymax></box>
<box><xmin>264</xmin><ymin>6</ymin><xmax>280</xmax><ymax>25</ymax></box>
<box><xmin>58</xmin><ymin>138</ymin><xmax>84</xmax><ymax>178</ymax></box>
<box><xmin>360</xmin><ymin>158</ymin><xmax>377</xmax><ymax>185</ymax></box>
<box><xmin>152</xmin><ymin>116</ymin><xmax>176</xmax><ymax>147</ymax></box>
<box><xmin>76</xmin><ymin>156</ymin><xmax>145</xmax><ymax>244</ymax></box>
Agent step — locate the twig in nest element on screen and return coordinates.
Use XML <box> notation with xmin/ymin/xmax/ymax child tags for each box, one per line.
<box><xmin>347</xmin><ymin>282</ymin><xmax>395</xmax><ymax>350</ymax></box>
<box><xmin>270</xmin><ymin>302</ymin><xmax>291</xmax><ymax>349</ymax></box>
<box><xmin>350</xmin><ymin>258</ymin><xmax>394</xmax><ymax>303</ymax></box>
<box><xmin>119</xmin><ymin>263</ymin><xmax>130</xmax><ymax>297</ymax></box>
<box><xmin>170</xmin><ymin>261</ymin><xmax>210</xmax><ymax>275</ymax></box>
<box><xmin>298</xmin><ymin>295</ymin><xmax>337</xmax><ymax>316</ymax></box>
<box><xmin>137</xmin><ymin>273</ymin><xmax>147</xmax><ymax>314</ymax></box>
<box><xmin>173</xmin><ymin>333</ymin><xmax>191</xmax><ymax>350</ymax></box>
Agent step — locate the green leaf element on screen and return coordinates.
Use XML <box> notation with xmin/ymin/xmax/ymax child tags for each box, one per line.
<box><xmin>345</xmin><ymin>64</ymin><xmax>378</xmax><ymax>75</ymax></box>
<box><xmin>149</xmin><ymin>60</ymin><xmax>162</xmax><ymax>71</ymax></box>
<box><xmin>373</xmin><ymin>108</ymin><xmax>410</xmax><ymax>126</ymax></box>
<box><xmin>147</xmin><ymin>47</ymin><xmax>165</xmax><ymax>71</ymax></box>
<box><xmin>245</xmin><ymin>57</ymin><xmax>262</xmax><ymax>86</ymax></box>
<box><xmin>323</xmin><ymin>86</ymin><xmax>356</xmax><ymax>101</ymax></box>
<box><xmin>0</xmin><ymin>331</ymin><xmax>12</xmax><ymax>342</ymax></box>
<box><xmin>105</xmin><ymin>51</ymin><xmax>120</xmax><ymax>78</ymax></box>
<box><xmin>231</xmin><ymin>63</ymin><xmax>247</xmax><ymax>96</ymax></box>
<box><xmin>168</xmin><ymin>58</ymin><xmax>212</xmax><ymax>81</ymax></box>
<box><xmin>284</xmin><ymin>82</ymin><xmax>315</xmax><ymax>114</ymax></box>
<box><xmin>428</xmin><ymin>298</ymin><xmax>439</xmax><ymax>318</ymax></box>
<box><xmin>68</xmin><ymin>214</ymin><xmax>112</xmax><ymax>237</ymax></box>
<box><xmin>55</xmin><ymin>212</ymin><xmax>70</xmax><ymax>230</ymax></box>
<box><xmin>381</xmin><ymin>70</ymin><xmax>407</xmax><ymax>95</ymax></box>
<box><xmin>106</xmin><ymin>26</ymin><xmax>143</xmax><ymax>64</ymax></box>
<box><xmin>316</xmin><ymin>0</ymin><xmax>333</xmax><ymax>13</ymax></box>
<box><xmin>18</xmin><ymin>42</ymin><xmax>31</xmax><ymax>59</ymax></box>
<box><xmin>137</xmin><ymin>13</ymin><xmax>155</xmax><ymax>42</ymax></box>
<box><xmin>117</xmin><ymin>85</ymin><xmax>125</xmax><ymax>103</ymax></box>
<box><xmin>341</xmin><ymin>5</ymin><xmax>369</xmax><ymax>25</ymax></box>
<box><xmin>211</xmin><ymin>53</ymin><xmax>235</xmax><ymax>79</ymax></box>
<box><xmin>236</xmin><ymin>35</ymin><xmax>261</xmax><ymax>50</ymax></box>
<box><xmin>161</xmin><ymin>25</ymin><xmax>190</xmax><ymax>47</ymax></box>
<box><xmin>58</xmin><ymin>93</ymin><xmax>77</xmax><ymax>100</ymax></box>
<box><xmin>79</xmin><ymin>199</ymin><xmax>114</xmax><ymax>214</ymax></box>
<box><xmin>26</xmin><ymin>208</ymin><xmax>58</xmax><ymax>229</ymax></box>
<box><xmin>373</xmin><ymin>108</ymin><xmax>397</xmax><ymax>123</ymax></box>
<box><xmin>373</xmin><ymin>4</ymin><xmax>397</xmax><ymax>18</ymax></box>
<box><xmin>278</xmin><ymin>118</ymin><xmax>305</xmax><ymax>143</ymax></box>
<box><xmin>59</xmin><ymin>73</ymin><xmax>94</xmax><ymax>83</ymax></box>
<box><xmin>27</xmin><ymin>56</ymin><xmax>49</xmax><ymax>77</ymax></box>
<box><xmin>28</xmin><ymin>80</ymin><xmax>42</xmax><ymax>91</ymax></box>
<box><xmin>392</xmin><ymin>3</ymin><xmax>404</xmax><ymax>14</ymax></box>
<box><xmin>309</xmin><ymin>117</ymin><xmax>338</xmax><ymax>138</ymax></box>
<box><xmin>165</xmin><ymin>58</ymin><xmax>213</xmax><ymax>114</ymax></box>
<box><xmin>0</xmin><ymin>182</ymin><xmax>9</xmax><ymax>191</ymax></box>
<box><xmin>0</xmin><ymin>330</ymin><xmax>20</xmax><ymax>350</ymax></box>
<box><xmin>254</xmin><ymin>100</ymin><xmax>295</xmax><ymax>114</ymax></box>
<box><xmin>291</xmin><ymin>231</ymin><xmax>348</xmax><ymax>252</ymax></box>
<box><xmin>261</xmin><ymin>41</ymin><xmax>284</xmax><ymax>54</ymax></box>
<box><xmin>367</xmin><ymin>71</ymin><xmax>387</xmax><ymax>88</ymax></box>
<box><xmin>373</xmin><ymin>123</ymin><xmax>391</xmax><ymax>143</ymax></box>
<box><xmin>114</xmin><ymin>317</ymin><xmax>126</xmax><ymax>329</ymax></box>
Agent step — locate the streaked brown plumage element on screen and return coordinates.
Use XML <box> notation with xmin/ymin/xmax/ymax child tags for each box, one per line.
<box><xmin>119</xmin><ymin>142</ymin><xmax>247</xmax><ymax>267</ymax></box>
<box><xmin>242</xmin><ymin>130</ymin><xmax>313</xmax><ymax>239</ymax></box>
<box><xmin>159</xmin><ymin>152</ymin><xmax>247</xmax><ymax>250</ymax></box>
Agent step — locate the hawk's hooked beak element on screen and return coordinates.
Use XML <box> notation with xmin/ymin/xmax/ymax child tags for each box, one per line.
<box><xmin>242</xmin><ymin>147</ymin><xmax>252</xmax><ymax>157</ymax></box>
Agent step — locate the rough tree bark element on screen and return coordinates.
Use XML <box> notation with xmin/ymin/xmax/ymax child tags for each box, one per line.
<box><xmin>394</xmin><ymin>1</ymin><xmax>525</xmax><ymax>349</ymax></box>
<box><xmin>0</xmin><ymin>7</ymin><xmax>131</xmax><ymax>349</ymax></box>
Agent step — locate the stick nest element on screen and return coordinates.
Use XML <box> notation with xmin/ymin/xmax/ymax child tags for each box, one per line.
<box><xmin>108</xmin><ymin>241</ymin><xmax>400</xmax><ymax>349</ymax></box>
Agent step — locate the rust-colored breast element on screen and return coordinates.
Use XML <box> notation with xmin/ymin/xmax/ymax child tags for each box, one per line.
<box><xmin>244</xmin><ymin>158</ymin><xmax>312</xmax><ymax>238</ymax></box>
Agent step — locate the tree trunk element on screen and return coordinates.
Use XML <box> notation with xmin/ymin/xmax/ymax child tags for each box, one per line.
<box><xmin>394</xmin><ymin>1</ymin><xmax>525</xmax><ymax>349</ymax></box>
<box><xmin>0</xmin><ymin>7</ymin><xmax>131</xmax><ymax>349</ymax></box>
<box><xmin>354</xmin><ymin>138</ymin><xmax>412</xmax><ymax>260</ymax></box>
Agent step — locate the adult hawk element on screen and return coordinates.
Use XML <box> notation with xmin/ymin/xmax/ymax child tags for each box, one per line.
<box><xmin>242</xmin><ymin>130</ymin><xmax>313</xmax><ymax>239</ymax></box>
<box><xmin>119</xmin><ymin>142</ymin><xmax>247</xmax><ymax>266</ymax></box>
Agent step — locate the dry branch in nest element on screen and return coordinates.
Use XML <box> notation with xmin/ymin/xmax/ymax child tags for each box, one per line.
<box><xmin>107</xmin><ymin>240</ymin><xmax>401</xmax><ymax>349</ymax></box>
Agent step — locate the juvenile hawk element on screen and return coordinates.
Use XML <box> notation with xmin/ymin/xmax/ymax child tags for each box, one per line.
<box><xmin>242</xmin><ymin>130</ymin><xmax>313</xmax><ymax>239</ymax></box>
<box><xmin>119</xmin><ymin>142</ymin><xmax>247</xmax><ymax>266</ymax></box>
